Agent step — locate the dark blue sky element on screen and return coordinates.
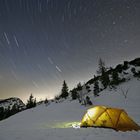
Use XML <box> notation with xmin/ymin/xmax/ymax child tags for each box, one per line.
<box><xmin>0</xmin><ymin>0</ymin><xmax>140</xmax><ymax>102</ymax></box>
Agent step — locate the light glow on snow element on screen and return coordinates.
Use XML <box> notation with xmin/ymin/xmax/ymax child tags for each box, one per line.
<box><xmin>42</xmin><ymin>121</ymin><xmax>80</xmax><ymax>128</ymax></box>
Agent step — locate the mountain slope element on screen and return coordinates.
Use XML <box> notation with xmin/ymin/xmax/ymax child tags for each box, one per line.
<box><xmin>69</xmin><ymin>58</ymin><xmax>140</xmax><ymax>106</ymax></box>
<box><xmin>0</xmin><ymin>97</ymin><xmax>25</xmax><ymax>121</ymax></box>
<box><xmin>0</xmin><ymin>97</ymin><xmax>25</xmax><ymax>110</ymax></box>
<box><xmin>0</xmin><ymin>78</ymin><xmax>140</xmax><ymax>140</ymax></box>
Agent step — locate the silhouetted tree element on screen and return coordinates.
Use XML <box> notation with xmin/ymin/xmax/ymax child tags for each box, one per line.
<box><xmin>76</xmin><ymin>82</ymin><xmax>82</xmax><ymax>91</ymax></box>
<box><xmin>44</xmin><ymin>98</ymin><xmax>49</xmax><ymax>104</ymax></box>
<box><xmin>97</xmin><ymin>58</ymin><xmax>110</xmax><ymax>88</ymax></box>
<box><xmin>131</xmin><ymin>67</ymin><xmax>136</xmax><ymax>76</ymax></box>
<box><xmin>54</xmin><ymin>95</ymin><xmax>61</xmax><ymax>101</ymax></box>
<box><xmin>76</xmin><ymin>82</ymin><xmax>83</xmax><ymax>103</ymax></box>
<box><xmin>101</xmin><ymin>72</ymin><xmax>110</xmax><ymax>88</ymax></box>
<box><xmin>60</xmin><ymin>80</ymin><xmax>69</xmax><ymax>99</ymax></box>
<box><xmin>123</xmin><ymin>61</ymin><xmax>129</xmax><ymax>70</ymax></box>
<box><xmin>111</xmin><ymin>70</ymin><xmax>120</xmax><ymax>85</ymax></box>
<box><xmin>0</xmin><ymin>107</ymin><xmax>4</xmax><ymax>120</ymax></box>
<box><xmin>11</xmin><ymin>104</ymin><xmax>19</xmax><ymax>115</ymax></box>
<box><xmin>115</xmin><ymin>64</ymin><xmax>123</xmax><ymax>73</ymax></box>
<box><xmin>94</xmin><ymin>80</ymin><xmax>100</xmax><ymax>96</ymax></box>
<box><xmin>26</xmin><ymin>94</ymin><xmax>36</xmax><ymax>109</ymax></box>
<box><xmin>71</xmin><ymin>88</ymin><xmax>78</xmax><ymax>100</ymax></box>
<box><xmin>97</xmin><ymin>58</ymin><xmax>106</xmax><ymax>75</ymax></box>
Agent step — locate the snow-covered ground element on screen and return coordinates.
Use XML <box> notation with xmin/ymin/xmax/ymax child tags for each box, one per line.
<box><xmin>0</xmin><ymin>78</ymin><xmax>140</xmax><ymax>140</ymax></box>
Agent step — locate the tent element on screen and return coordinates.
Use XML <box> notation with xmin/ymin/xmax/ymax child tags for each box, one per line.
<box><xmin>80</xmin><ymin>106</ymin><xmax>140</xmax><ymax>131</ymax></box>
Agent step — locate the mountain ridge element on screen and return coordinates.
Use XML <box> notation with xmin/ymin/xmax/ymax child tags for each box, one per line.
<box><xmin>0</xmin><ymin>97</ymin><xmax>25</xmax><ymax>121</ymax></box>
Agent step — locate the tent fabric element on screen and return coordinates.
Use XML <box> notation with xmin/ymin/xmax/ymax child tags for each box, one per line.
<box><xmin>80</xmin><ymin>106</ymin><xmax>140</xmax><ymax>131</ymax></box>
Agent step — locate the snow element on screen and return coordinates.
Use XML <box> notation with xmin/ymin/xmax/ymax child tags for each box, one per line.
<box><xmin>0</xmin><ymin>97</ymin><xmax>25</xmax><ymax>110</ymax></box>
<box><xmin>0</xmin><ymin>78</ymin><xmax>140</xmax><ymax>140</ymax></box>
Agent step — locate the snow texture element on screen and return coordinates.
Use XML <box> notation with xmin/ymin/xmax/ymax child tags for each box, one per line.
<box><xmin>0</xmin><ymin>79</ymin><xmax>140</xmax><ymax>140</ymax></box>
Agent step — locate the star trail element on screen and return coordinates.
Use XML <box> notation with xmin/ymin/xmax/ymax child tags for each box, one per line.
<box><xmin>0</xmin><ymin>0</ymin><xmax>140</xmax><ymax>102</ymax></box>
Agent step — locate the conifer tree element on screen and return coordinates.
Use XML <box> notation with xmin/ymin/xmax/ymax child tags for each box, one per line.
<box><xmin>71</xmin><ymin>88</ymin><xmax>78</xmax><ymax>100</ymax></box>
<box><xmin>26</xmin><ymin>94</ymin><xmax>36</xmax><ymax>109</ymax></box>
<box><xmin>11</xmin><ymin>104</ymin><xmax>19</xmax><ymax>115</ymax></box>
<box><xmin>76</xmin><ymin>82</ymin><xmax>83</xmax><ymax>103</ymax></box>
<box><xmin>97</xmin><ymin>58</ymin><xmax>110</xmax><ymax>88</ymax></box>
<box><xmin>97</xmin><ymin>58</ymin><xmax>106</xmax><ymax>76</ymax></box>
<box><xmin>44</xmin><ymin>98</ymin><xmax>49</xmax><ymax>104</ymax></box>
<box><xmin>94</xmin><ymin>80</ymin><xmax>100</xmax><ymax>96</ymax></box>
<box><xmin>111</xmin><ymin>70</ymin><xmax>120</xmax><ymax>85</ymax></box>
<box><xmin>0</xmin><ymin>107</ymin><xmax>4</xmax><ymax>120</ymax></box>
<box><xmin>101</xmin><ymin>71</ymin><xmax>110</xmax><ymax>88</ymax></box>
<box><xmin>60</xmin><ymin>80</ymin><xmax>69</xmax><ymax>99</ymax></box>
<box><xmin>77</xmin><ymin>82</ymin><xmax>82</xmax><ymax>91</ymax></box>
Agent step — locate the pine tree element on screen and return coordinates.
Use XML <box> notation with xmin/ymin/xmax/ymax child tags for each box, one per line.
<box><xmin>76</xmin><ymin>82</ymin><xmax>83</xmax><ymax>103</ymax></box>
<box><xmin>97</xmin><ymin>58</ymin><xmax>110</xmax><ymax>88</ymax></box>
<box><xmin>123</xmin><ymin>61</ymin><xmax>129</xmax><ymax>70</ymax></box>
<box><xmin>26</xmin><ymin>94</ymin><xmax>36</xmax><ymax>109</ymax></box>
<box><xmin>0</xmin><ymin>107</ymin><xmax>4</xmax><ymax>120</ymax></box>
<box><xmin>131</xmin><ymin>67</ymin><xmax>136</xmax><ymax>76</ymax></box>
<box><xmin>60</xmin><ymin>80</ymin><xmax>69</xmax><ymax>99</ymax></box>
<box><xmin>71</xmin><ymin>88</ymin><xmax>78</xmax><ymax>100</ymax></box>
<box><xmin>44</xmin><ymin>98</ymin><xmax>49</xmax><ymax>104</ymax></box>
<box><xmin>101</xmin><ymin>71</ymin><xmax>110</xmax><ymax>88</ymax></box>
<box><xmin>111</xmin><ymin>70</ymin><xmax>120</xmax><ymax>85</ymax></box>
<box><xmin>97</xmin><ymin>58</ymin><xmax>106</xmax><ymax>76</ymax></box>
<box><xmin>94</xmin><ymin>80</ymin><xmax>100</xmax><ymax>96</ymax></box>
<box><xmin>76</xmin><ymin>82</ymin><xmax>82</xmax><ymax>91</ymax></box>
<box><xmin>11</xmin><ymin>104</ymin><xmax>19</xmax><ymax>115</ymax></box>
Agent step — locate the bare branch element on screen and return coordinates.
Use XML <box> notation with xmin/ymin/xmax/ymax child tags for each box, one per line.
<box><xmin>120</xmin><ymin>87</ymin><xmax>129</xmax><ymax>99</ymax></box>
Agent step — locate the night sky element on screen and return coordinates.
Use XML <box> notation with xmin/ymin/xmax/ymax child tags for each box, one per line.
<box><xmin>0</xmin><ymin>0</ymin><xmax>140</xmax><ymax>102</ymax></box>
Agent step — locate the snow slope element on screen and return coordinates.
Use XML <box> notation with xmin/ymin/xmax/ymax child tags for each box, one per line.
<box><xmin>0</xmin><ymin>78</ymin><xmax>140</xmax><ymax>140</ymax></box>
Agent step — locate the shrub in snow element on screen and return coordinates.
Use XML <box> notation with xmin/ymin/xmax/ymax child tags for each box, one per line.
<box><xmin>44</xmin><ymin>98</ymin><xmax>50</xmax><ymax>105</ymax></box>
<box><xmin>85</xmin><ymin>96</ymin><xmax>92</xmax><ymax>105</ymax></box>
<box><xmin>123</xmin><ymin>61</ymin><xmax>129</xmax><ymax>70</ymax></box>
<box><xmin>115</xmin><ymin>64</ymin><xmax>123</xmax><ymax>73</ymax></box>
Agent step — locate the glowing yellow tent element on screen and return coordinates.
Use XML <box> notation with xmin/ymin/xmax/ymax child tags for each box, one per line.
<box><xmin>80</xmin><ymin>106</ymin><xmax>140</xmax><ymax>131</ymax></box>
